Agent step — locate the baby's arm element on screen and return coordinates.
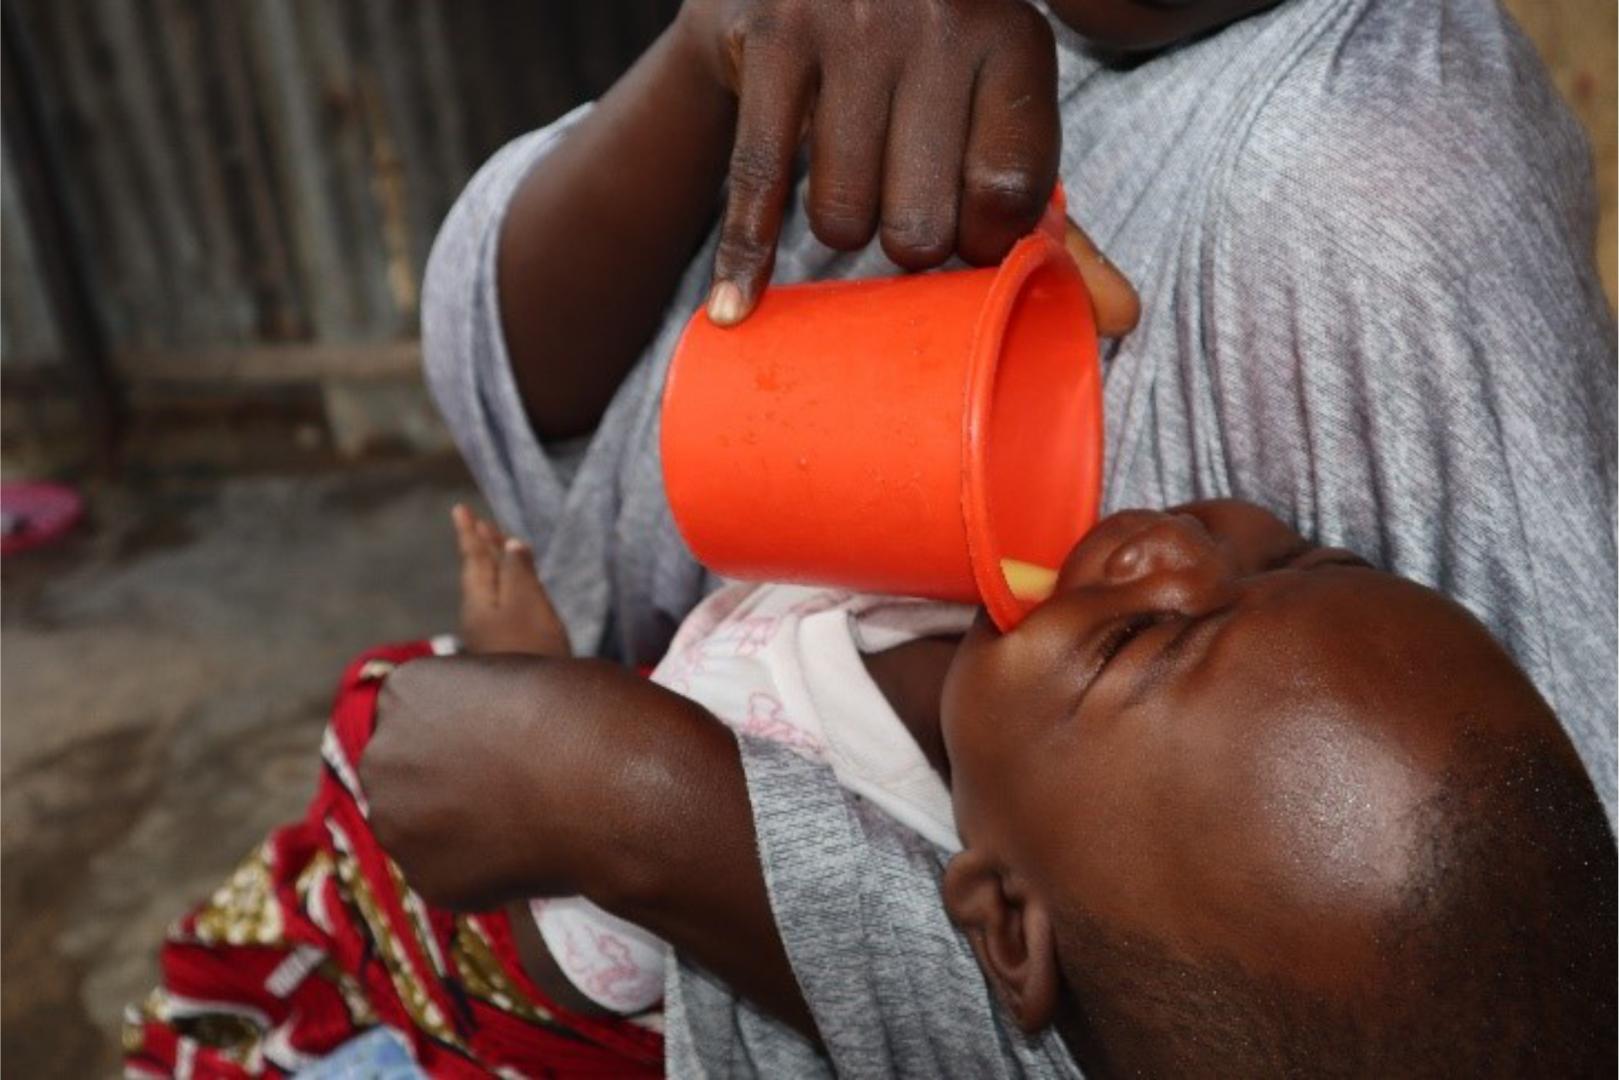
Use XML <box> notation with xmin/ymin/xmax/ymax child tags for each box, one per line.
<box><xmin>360</xmin><ymin>651</ymin><xmax>815</xmax><ymax>1039</ymax></box>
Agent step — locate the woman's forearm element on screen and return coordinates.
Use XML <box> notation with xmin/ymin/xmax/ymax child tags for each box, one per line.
<box><xmin>498</xmin><ymin>20</ymin><xmax>735</xmax><ymax>442</ymax></box>
<box><xmin>554</xmin><ymin>663</ymin><xmax>817</xmax><ymax>1037</ymax></box>
<box><xmin>364</xmin><ymin>654</ymin><xmax>817</xmax><ymax>1037</ymax></box>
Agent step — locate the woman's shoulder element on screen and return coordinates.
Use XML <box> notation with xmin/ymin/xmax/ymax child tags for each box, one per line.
<box><xmin>1215</xmin><ymin>0</ymin><xmax>1594</xmax><ymax>277</ymax></box>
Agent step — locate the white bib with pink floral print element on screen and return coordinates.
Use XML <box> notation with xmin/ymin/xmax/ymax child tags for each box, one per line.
<box><xmin>532</xmin><ymin>583</ymin><xmax>974</xmax><ymax>1013</ymax></box>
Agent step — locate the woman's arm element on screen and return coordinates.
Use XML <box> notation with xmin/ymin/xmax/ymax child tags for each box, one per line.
<box><xmin>495</xmin><ymin>0</ymin><xmax>1117</xmax><ymax>443</ymax></box>
<box><xmin>498</xmin><ymin>21</ymin><xmax>735</xmax><ymax>442</ymax></box>
<box><xmin>360</xmin><ymin>654</ymin><xmax>816</xmax><ymax>1037</ymax></box>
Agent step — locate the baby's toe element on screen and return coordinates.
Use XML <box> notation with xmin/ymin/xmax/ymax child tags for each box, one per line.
<box><xmin>498</xmin><ymin>539</ymin><xmax>542</xmax><ymax>600</ymax></box>
<box><xmin>454</xmin><ymin>505</ymin><xmax>499</xmax><ymax>604</ymax></box>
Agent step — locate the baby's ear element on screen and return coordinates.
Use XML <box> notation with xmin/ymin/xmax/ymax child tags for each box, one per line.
<box><xmin>942</xmin><ymin>847</ymin><xmax>1059</xmax><ymax>1033</ymax></box>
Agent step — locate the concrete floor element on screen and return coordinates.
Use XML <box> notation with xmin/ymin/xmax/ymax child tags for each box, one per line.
<box><xmin>2</xmin><ymin>461</ymin><xmax>477</xmax><ymax>1077</ymax></box>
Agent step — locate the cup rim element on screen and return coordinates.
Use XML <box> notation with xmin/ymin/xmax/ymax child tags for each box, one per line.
<box><xmin>961</xmin><ymin>229</ymin><xmax>1103</xmax><ymax>632</ymax></box>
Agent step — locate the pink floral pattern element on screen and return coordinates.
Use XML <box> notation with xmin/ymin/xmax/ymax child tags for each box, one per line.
<box><xmin>535</xmin><ymin>898</ymin><xmax>665</xmax><ymax>1014</ymax></box>
<box><xmin>736</xmin><ymin>691</ymin><xmax>824</xmax><ymax>757</ymax></box>
<box><xmin>570</xmin><ymin>926</ymin><xmax>659</xmax><ymax>1010</ymax></box>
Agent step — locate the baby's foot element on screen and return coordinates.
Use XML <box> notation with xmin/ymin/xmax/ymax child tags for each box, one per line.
<box><xmin>453</xmin><ymin>504</ymin><xmax>572</xmax><ymax>656</ymax></box>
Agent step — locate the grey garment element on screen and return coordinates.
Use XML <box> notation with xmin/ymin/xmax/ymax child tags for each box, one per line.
<box><xmin>421</xmin><ymin>0</ymin><xmax>1616</xmax><ymax>1070</ymax></box>
<box><xmin>662</xmin><ymin>737</ymin><xmax>1081</xmax><ymax>1079</ymax></box>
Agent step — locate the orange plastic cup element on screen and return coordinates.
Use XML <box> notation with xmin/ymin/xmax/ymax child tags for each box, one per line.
<box><xmin>661</xmin><ymin>193</ymin><xmax>1102</xmax><ymax>630</ymax></box>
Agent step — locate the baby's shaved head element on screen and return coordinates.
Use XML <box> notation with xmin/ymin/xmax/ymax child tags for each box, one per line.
<box><xmin>940</xmin><ymin>502</ymin><xmax>1615</xmax><ymax>1076</ymax></box>
<box><xmin>1058</xmin><ymin>722</ymin><xmax>1616</xmax><ymax>1077</ymax></box>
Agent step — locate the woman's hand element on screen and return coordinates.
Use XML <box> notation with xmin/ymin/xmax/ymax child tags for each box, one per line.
<box><xmin>495</xmin><ymin>1</ymin><xmax>1136</xmax><ymax>443</ymax></box>
<box><xmin>679</xmin><ymin>0</ymin><xmax>1114</xmax><ymax>325</ymax></box>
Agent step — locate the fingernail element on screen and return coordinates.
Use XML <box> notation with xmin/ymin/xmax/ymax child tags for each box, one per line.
<box><xmin>707</xmin><ymin>281</ymin><xmax>744</xmax><ymax>326</ymax></box>
<box><xmin>504</xmin><ymin>538</ymin><xmax>527</xmax><ymax>554</ymax></box>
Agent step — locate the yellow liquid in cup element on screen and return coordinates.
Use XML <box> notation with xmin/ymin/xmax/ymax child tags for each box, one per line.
<box><xmin>1000</xmin><ymin>558</ymin><xmax>1058</xmax><ymax>604</ymax></box>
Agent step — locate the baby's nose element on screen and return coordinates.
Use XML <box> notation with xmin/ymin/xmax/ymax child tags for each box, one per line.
<box><xmin>1102</xmin><ymin>514</ymin><xmax>1220</xmax><ymax>585</ymax></box>
<box><xmin>1053</xmin><ymin>508</ymin><xmax>1164</xmax><ymax>591</ymax></box>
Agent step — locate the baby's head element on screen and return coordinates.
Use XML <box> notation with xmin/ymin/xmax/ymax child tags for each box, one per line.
<box><xmin>940</xmin><ymin>500</ymin><xmax>1616</xmax><ymax>1076</ymax></box>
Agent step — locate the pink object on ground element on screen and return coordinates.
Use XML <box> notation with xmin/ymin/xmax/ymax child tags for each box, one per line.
<box><xmin>1</xmin><ymin>482</ymin><xmax>84</xmax><ymax>556</ymax></box>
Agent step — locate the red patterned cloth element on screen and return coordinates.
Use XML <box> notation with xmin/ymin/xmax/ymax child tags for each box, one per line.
<box><xmin>124</xmin><ymin>641</ymin><xmax>664</xmax><ymax>1078</ymax></box>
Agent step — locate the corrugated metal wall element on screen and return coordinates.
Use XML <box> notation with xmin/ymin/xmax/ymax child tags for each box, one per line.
<box><xmin>1</xmin><ymin>0</ymin><xmax>677</xmax><ymax>376</ymax></box>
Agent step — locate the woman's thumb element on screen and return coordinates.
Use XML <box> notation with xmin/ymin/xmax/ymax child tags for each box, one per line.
<box><xmin>1063</xmin><ymin>218</ymin><xmax>1140</xmax><ymax>338</ymax></box>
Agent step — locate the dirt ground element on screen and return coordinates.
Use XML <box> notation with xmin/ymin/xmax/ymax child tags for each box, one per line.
<box><xmin>2</xmin><ymin>460</ymin><xmax>477</xmax><ymax>1076</ymax></box>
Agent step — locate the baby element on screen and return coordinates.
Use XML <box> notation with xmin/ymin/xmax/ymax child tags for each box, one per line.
<box><xmin>384</xmin><ymin>499</ymin><xmax>1617</xmax><ymax>1074</ymax></box>
<box><xmin>450</xmin><ymin>502</ymin><xmax>977</xmax><ymax>1014</ymax></box>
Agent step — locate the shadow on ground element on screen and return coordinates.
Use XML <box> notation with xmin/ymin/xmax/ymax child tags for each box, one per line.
<box><xmin>2</xmin><ymin>459</ymin><xmax>477</xmax><ymax>1076</ymax></box>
